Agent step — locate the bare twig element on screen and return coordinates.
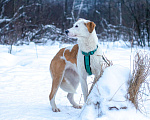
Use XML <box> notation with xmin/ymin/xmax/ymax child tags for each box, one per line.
<box><xmin>88</xmin><ymin>55</ymin><xmax>113</xmax><ymax>96</ymax></box>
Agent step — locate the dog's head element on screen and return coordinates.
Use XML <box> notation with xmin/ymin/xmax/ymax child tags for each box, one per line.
<box><xmin>65</xmin><ymin>19</ymin><xmax>96</xmax><ymax>38</ymax></box>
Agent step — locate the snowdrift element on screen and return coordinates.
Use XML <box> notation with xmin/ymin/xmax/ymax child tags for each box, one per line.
<box><xmin>80</xmin><ymin>63</ymin><xmax>150</xmax><ymax>120</ymax></box>
<box><xmin>80</xmin><ymin>65</ymin><xmax>131</xmax><ymax>119</ymax></box>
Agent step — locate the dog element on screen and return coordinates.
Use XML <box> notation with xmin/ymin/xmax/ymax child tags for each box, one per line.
<box><xmin>49</xmin><ymin>18</ymin><xmax>104</xmax><ymax>112</ymax></box>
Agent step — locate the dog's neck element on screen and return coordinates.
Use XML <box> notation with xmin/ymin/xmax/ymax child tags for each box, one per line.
<box><xmin>77</xmin><ymin>30</ymin><xmax>98</xmax><ymax>53</ymax></box>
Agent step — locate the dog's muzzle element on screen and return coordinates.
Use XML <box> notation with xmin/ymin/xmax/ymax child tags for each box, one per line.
<box><xmin>65</xmin><ymin>30</ymin><xmax>69</xmax><ymax>35</ymax></box>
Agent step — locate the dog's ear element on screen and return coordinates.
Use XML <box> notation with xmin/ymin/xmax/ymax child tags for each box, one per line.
<box><xmin>85</xmin><ymin>22</ymin><xmax>96</xmax><ymax>33</ymax></box>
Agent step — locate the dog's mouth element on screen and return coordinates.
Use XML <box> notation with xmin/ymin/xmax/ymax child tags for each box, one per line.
<box><xmin>65</xmin><ymin>30</ymin><xmax>77</xmax><ymax>38</ymax></box>
<box><xmin>67</xmin><ymin>34</ymin><xmax>77</xmax><ymax>38</ymax></box>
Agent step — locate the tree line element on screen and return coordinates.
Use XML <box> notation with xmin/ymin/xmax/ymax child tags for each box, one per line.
<box><xmin>0</xmin><ymin>0</ymin><xmax>150</xmax><ymax>47</ymax></box>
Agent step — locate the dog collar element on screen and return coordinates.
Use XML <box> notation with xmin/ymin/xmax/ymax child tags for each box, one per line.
<box><xmin>81</xmin><ymin>45</ymin><xmax>98</xmax><ymax>75</ymax></box>
<box><xmin>82</xmin><ymin>45</ymin><xmax>98</xmax><ymax>56</ymax></box>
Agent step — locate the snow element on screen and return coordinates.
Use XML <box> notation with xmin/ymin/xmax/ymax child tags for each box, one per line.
<box><xmin>0</xmin><ymin>41</ymin><xmax>150</xmax><ymax>120</ymax></box>
<box><xmin>0</xmin><ymin>19</ymin><xmax>11</xmax><ymax>23</ymax></box>
<box><xmin>81</xmin><ymin>65</ymin><xmax>147</xmax><ymax>120</ymax></box>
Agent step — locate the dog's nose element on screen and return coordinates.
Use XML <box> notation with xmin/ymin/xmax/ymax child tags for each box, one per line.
<box><xmin>65</xmin><ymin>30</ymin><xmax>69</xmax><ymax>35</ymax></box>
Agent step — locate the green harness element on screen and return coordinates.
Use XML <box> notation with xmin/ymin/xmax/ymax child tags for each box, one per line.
<box><xmin>82</xmin><ymin>45</ymin><xmax>98</xmax><ymax>75</ymax></box>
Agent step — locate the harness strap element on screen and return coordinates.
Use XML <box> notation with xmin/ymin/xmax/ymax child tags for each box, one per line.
<box><xmin>82</xmin><ymin>45</ymin><xmax>98</xmax><ymax>75</ymax></box>
<box><xmin>84</xmin><ymin>55</ymin><xmax>92</xmax><ymax>75</ymax></box>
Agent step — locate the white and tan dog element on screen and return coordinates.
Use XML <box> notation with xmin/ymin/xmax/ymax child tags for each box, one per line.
<box><xmin>49</xmin><ymin>19</ymin><xmax>104</xmax><ymax>112</ymax></box>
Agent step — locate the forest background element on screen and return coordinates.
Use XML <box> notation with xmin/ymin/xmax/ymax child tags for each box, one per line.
<box><xmin>0</xmin><ymin>0</ymin><xmax>150</xmax><ymax>48</ymax></box>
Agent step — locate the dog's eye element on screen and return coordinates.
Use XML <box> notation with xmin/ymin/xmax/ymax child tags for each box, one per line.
<box><xmin>75</xmin><ymin>25</ymin><xmax>78</xmax><ymax>28</ymax></box>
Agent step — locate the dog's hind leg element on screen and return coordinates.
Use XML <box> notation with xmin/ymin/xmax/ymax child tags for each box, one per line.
<box><xmin>49</xmin><ymin>59</ymin><xmax>66</xmax><ymax>112</ymax></box>
<box><xmin>49</xmin><ymin>76</ymin><xmax>63</xmax><ymax>112</ymax></box>
<box><xmin>63</xmin><ymin>68</ymin><xmax>82</xmax><ymax>109</ymax></box>
<box><xmin>67</xmin><ymin>93</ymin><xmax>82</xmax><ymax>109</ymax></box>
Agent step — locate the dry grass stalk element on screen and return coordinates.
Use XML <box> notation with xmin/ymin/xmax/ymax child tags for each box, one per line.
<box><xmin>127</xmin><ymin>51</ymin><xmax>150</xmax><ymax>111</ymax></box>
<box><xmin>88</xmin><ymin>55</ymin><xmax>113</xmax><ymax>96</ymax></box>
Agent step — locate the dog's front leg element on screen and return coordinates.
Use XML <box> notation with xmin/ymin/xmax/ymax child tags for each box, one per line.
<box><xmin>77</xmin><ymin>51</ymin><xmax>88</xmax><ymax>103</ymax></box>
<box><xmin>79</xmin><ymin>73</ymin><xmax>88</xmax><ymax>103</ymax></box>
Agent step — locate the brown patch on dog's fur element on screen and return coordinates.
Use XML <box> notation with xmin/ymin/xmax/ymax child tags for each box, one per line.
<box><xmin>49</xmin><ymin>44</ymin><xmax>78</xmax><ymax>101</ymax></box>
<box><xmin>64</xmin><ymin>44</ymin><xmax>78</xmax><ymax>65</ymax></box>
<box><xmin>85</xmin><ymin>22</ymin><xmax>96</xmax><ymax>33</ymax></box>
<box><xmin>49</xmin><ymin>48</ymin><xmax>66</xmax><ymax>100</ymax></box>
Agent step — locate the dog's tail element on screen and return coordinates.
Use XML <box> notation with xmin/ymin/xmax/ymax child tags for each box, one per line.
<box><xmin>60</xmin><ymin>80</ymin><xmax>76</xmax><ymax>93</ymax></box>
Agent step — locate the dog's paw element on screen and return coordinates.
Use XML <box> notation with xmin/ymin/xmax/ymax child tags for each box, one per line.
<box><xmin>52</xmin><ymin>108</ymin><xmax>61</xmax><ymax>112</ymax></box>
<box><xmin>73</xmin><ymin>105</ymin><xmax>82</xmax><ymax>109</ymax></box>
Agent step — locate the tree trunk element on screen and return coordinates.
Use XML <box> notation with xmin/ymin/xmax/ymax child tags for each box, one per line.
<box><xmin>119</xmin><ymin>2</ymin><xmax>122</xmax><ymax>25</ymax></box>
<box><xmin>76</xmin><ymin>0</ymin><xmax>84</xmax><ymax>20</ymax></box>
<box><xmin>71</xmin><ymin>0</ymin><xmax>75</xmax><ymax>24</ymax></box>
<box><xmin>62</xmin><ymin>0</ymin><xmax>68</xmax><ymax>32</ymax></box>
<box><xmin>108</xmin><ymin>0</ymin><xmax>112</xmax><ymax>24</ymax></box>
<box><xmin>145</xmin><ymin>0</ymin><xmax>150</xmax><ymax>47</ymax></box>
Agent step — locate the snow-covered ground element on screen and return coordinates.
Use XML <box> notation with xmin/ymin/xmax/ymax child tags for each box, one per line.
<box><xmin>0</xmin><ymin>41</ymin><xmax>150</xmax><ymax>120</ymax></box>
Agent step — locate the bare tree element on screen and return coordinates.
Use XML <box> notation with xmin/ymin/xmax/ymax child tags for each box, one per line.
<box><xmin>0</xmin><ymin>0</ymin><xmax>150</xmax><ymax>47</ymax></box>
<box><xmin>76</xmin><ymin>0</ymin><xmax>84</xmax><ymax>20</ymax></box>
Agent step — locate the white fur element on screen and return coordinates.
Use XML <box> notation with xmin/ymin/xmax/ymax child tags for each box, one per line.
<box><xmin>67</xmin><ymin>19</ymin><xmax>104</xmax><ymax>102</ymax></box>
<box><xmin>50</xmin><ymin>19</ymin><xmax>104</xmax><ymax>112</ymax></box>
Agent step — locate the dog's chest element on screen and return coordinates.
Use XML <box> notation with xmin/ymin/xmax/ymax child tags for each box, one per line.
<box><xmin>77</xmin><ymin>49</ymin><xmax>103</xmax><ymax>75</ymax></box>
<box><xmin>90</xmin><ymin>54</ymin><xmax>102</xmax><ymax>74</ymax></box>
